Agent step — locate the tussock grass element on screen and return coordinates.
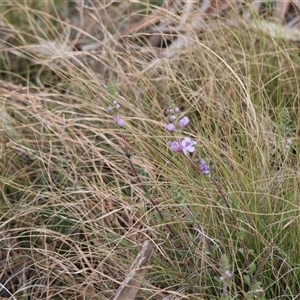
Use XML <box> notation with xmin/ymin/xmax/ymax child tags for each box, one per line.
<box><xmin>0</xmin><ymin>1</ymin><xmax>300</xmax><ymax>299</ymax></box>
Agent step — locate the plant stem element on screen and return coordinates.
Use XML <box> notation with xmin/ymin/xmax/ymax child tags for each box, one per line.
<box><xmin>121</xmin><ymin>133</ymin><xmax>176</xmax><ymax>238</ymax></box>
<box><xmin>209</xmin><ymin>177</ymin><xmax>249</xmax><ymax>269</ymax></box>
<box><xmin>187</xmin><ymin>156</ymin><xmax>249</xmax><ymax>269</ymax></box>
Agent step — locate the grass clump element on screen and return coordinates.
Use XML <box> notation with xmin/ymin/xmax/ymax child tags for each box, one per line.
<box><xmin>0</xmin><ymin>1</ymin><xmax>300</xmax><ymax>299</ymax></box>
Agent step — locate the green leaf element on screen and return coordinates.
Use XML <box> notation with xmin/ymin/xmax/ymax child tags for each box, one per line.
<box><xmin>107</xmin><ymin>82</ymin><xmax>116</xmax><ymax>101</ymax></box>
<box><xmin>235</xmin><ymin>230</ymin><xmax>246</xmax><ymax>240</ymax></box>
<box><xmin>243</xmin><ymin>274</ymin><xmax>251</xmax><ymax>287</ymax></box>
<box><xmin>247</xmin><ymin>263</ymin><xmax>256</xmax><ymax>275</ymax></box>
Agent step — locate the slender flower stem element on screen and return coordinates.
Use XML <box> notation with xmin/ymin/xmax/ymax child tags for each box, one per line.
<box><xmin>209</xmin><ymin>177</ymin><xmax>236</xmax><ymax>226</ymax></box>
<box><xmin>187</xmin><ymin>156</ymin><xmax>249</xmax><ymax>269</ymax></box>
<box><xmin>209</xmin><ymin>177</ymin><xmax>249</xmax><ymax>269</ymax></box>
<box><xmin>184</xmin><ymin>206</ymin><xmax>213</xmax><ymax>253</ymax></box>
<box><xmin>121</xmin><ymin>133</ymin><xmax>176</xmax><ymax>238</ymax></box>
<box><xmin>121</xmin><ymin>133</ymin><xmax>145</xmax><ymax>191</ymax></box>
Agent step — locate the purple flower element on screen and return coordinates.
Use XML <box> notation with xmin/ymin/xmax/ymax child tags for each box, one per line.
<box><xmin>284</xmin><ymin>138</ymin><xmax>292</xmax><ymax>149</ymax></box>
<box><xmin>107</xmin><ymin>100</ymin><xmax>121</xmax><ymax>112</ymax></box>
<box><xmin>220</xmin><ymin>270</ymin><xmax>232</xmax><ymax>281</ymax></box>
<box><xmin>108</xmin><ymin>100</ymin><xmax>120</xmax><ymax>110</ymax></box>
<box><xmin>178</xmin><ymin>116</ymin><xmax>189</xmax><ymax>128</ymax></box>
<box><xmin>169</xmin><ymin>115</ymin><xmax>176</xmax><ymax>121</ymax></box>
<box><xmin>181</xmin><ymin>137</ymin><xmax>196</xmax><ymax>155</ymax></box>
<box><xmin>174</xmin><ymin>107</ymin><xmax>179</xmax><ymax>113</ymax></box>
<box><xmin>166</xmin><ymin>123</ymin><xmax>176</xmax><ymax>132</ymax></box>
<box><xmin>113</xmin><ymin>115</ymin><xmax>125</xmax><ymax>127</ymax></box>
<box><xmin>168</xmin><ymin>138</ymin><xmax>196</xmax><ymax>155</ymax></box>
<box><xmin>168</xmin><ymin>141</ymin><xmax>183</xmax><ymax>152</ymax></box>
<box><xmin>224</xmin><ymin>270</ymin><xmax>232</xmax><ymax>278</ymax></box>
<box><xmin>199</xmin><ymin>159</ymin><xmax>210</xmax><ymax>175</ymax></box>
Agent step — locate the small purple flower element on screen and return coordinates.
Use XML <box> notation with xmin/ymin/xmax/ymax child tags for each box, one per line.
<box><xmin>178</xmin><ymin>116</ymin><xmax>189</xmax><ymax>128</ymax></box>
<box><xmin>168</xmin><ymin>141</ymin><xmax>183</xmax><ymax>152</ymax></box>
<box><xmin>181</xmin><ymin>137</ymin><xmax>196</xmax><ymax>155</ymax></box>
<box><xmin>168</xmin><ymin>138</ymin><xmax>197</xmax><ymax>155</ymax></box>
<box><xmin>284</xmin><ymin>138</ymin><xmax>292</xmax><ymax>149</ymax></box>
<box><xmin>113</xmin><ymin>115</ymin><xmax>125</xmax><ymax>127</ymax></box>
<box><xmin>107</xmin><ymin>100</ymin><xmax>121</xmax><ymax>112</ymax></box>
<box><xmin>174</xmin><ymin>107</ymin><xmax>179</xmax><ymax>113</ymax></box>
<box><xmin>199</xmin><ymin>159</ymin><xmax>210</xmax><ymax>175</ymax></box>
<box><xmin>166</xmin><ymin>123</ymin><xmax>176</xmax><ymax>132</ymax></box>
<box><xmin>224</xmin><ymin>270</ymin><xmax>232</xmax><ymax>278</ymax></box>
<box><xmin>220</xmin><ymin>270</ymin><xmax>232</xmax><ymax>281</ymax></box>
<box><xmin>169</xmin><ymin>115</ymin><xmax>176</xmax><ymax>121</ymax></box>
<box><xmin>113</xmin><ymin>100</ymin><xmax>121</xmax><ymax>109</ymax></box>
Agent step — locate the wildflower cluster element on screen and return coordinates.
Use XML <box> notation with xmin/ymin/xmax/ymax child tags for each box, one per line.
<box><xmin>165</xmin><ymin>107</ymin><xmax>189</xmax><ymax>132</ymax></box>
<box><xmin>107</xmin><ymin>100</ymin><xmax>125</xmax><ymax>127</ymax></box>
<box><xmin>166</xmin><ymin>107</ymin><xmax>197</xmax><ymax>156</ymax></box>
<box><xmin>165</xmin><ymin>106</ymin><xmax>210</xmax><ymax>175</ymax></box>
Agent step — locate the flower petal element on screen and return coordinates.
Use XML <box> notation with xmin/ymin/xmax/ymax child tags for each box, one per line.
<box><xmin>199</xmin><ymin>158</ymin><xmax>210</xmax><ymax>175</ymax></box>
<box><xmin>178</xmin><ymin>116</ymin><xmax>189</xmax><ymax>128</ymax></box>
<box><xmin>168</xmin><ymin>141</ymin><xmax>183</xmax><ymax>152</ymax></box>
<box><xmin>181</xmin><ymin>137</ymin><xmax>196</xmax><ymax>155</ymax></box>
<box><xmin>113</xmin><ymin>115</ymin><xmax>125</xmax><ymax>127</ymax></box>
<box><xmin>169</xmin><ymin>115</ymin><xmax>176</xmax><ymax>121</ymax></box>
<box><xmin>166</xmin><ymin>123</ymin><xmax>176</xmax><ymax>132</ymax></box>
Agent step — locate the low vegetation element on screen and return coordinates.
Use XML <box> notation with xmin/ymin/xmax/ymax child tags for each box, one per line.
<box><xmin>0</xmin><ymin>1</ymin><xmax>300</xmax><ymax>299</ymax></box>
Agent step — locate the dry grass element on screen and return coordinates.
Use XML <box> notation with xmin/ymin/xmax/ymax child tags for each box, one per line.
<box><xmin>0</xmin><ymin>1</ymin><xmax>300</xmax><ymax>299</ymax></box>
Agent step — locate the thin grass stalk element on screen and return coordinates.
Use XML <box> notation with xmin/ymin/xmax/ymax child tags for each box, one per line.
<box><xmin>121</xmin><ymin>132</ymin><xmax>176</xmax><ymax>238</ymax></box>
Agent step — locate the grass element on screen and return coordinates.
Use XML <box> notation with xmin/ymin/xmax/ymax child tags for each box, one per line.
<box><xmin>0</xmin><ymin>0</ymin><xmax>300</xmax><ymax>299</ymax></box>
